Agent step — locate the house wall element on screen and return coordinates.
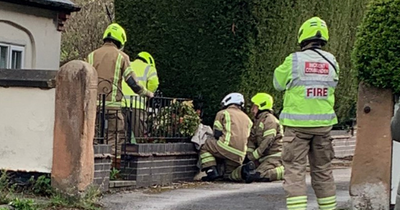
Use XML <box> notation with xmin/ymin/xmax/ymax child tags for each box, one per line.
<box><xmin>0</xmin><ymin>87</ymin><xmax>55</xmax><ymax>173</ymax></box>
<box><xmin>0</xmin><ymin>1</ymin><xmax>61</xmax><ymax>70</ymax></box>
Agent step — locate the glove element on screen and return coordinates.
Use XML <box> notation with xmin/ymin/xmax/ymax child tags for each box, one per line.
<box><xmin>145</xmin><ymin>90</ymin><xmax>154</xmax><ymax>98</ymax></box>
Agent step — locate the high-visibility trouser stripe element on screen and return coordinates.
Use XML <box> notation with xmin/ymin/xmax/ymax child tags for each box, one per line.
<box><xmin>88</xmin><ymin>52</ymin><xmax>94</xmax><ymax>65</ymax></box>
<box><xmin>229</xmin><ymin>166</ymin><xmax>242</xmax><ymax>181</ymax></box>
<box><xmin>247</xmin><ymin>148</ymin><xmax>255</xmax><ymax>153</ymax></box>
<box><xmin>317</xmin><ymin>196</ymin><xmax>336</xmax><ymax>210</ymax></box>
<box><xmin>275</xmin><ymin>165</ymin><xmax>284</xmax><ymax>180</ymax></box>
<box><xmin>224</xmin><ymin>111</ymin><xmax>231</xmax><ymax>145</ymax></box>
<box><xmin>97</xmin><ymin>100</ymin><xmax>121</xmax><ymax>108</ymax></box>
<box><xmin>287</xmin><ymin>196</ymin><xmax>307</xmax><ymax>210</ymax></box>
<box><xmin>214</xmin><ymin>120</ymin><xmax>223</xmax><ymax>130</ymax></box>
<box><xmin>112</xmin><ymin>54</ymin><xmax>123</xmax><ymax>103</ymax></box>
<box><xmin>217</xmin><ymin>140</ymin><xmax>246</xmax><ymax>158</ymax></box>
<box><xmin>263</xmin><ymin>129</ymin><xmax>277</xmax><ymax>137</ymax></box>
<box><xmin>200</xmin><ymin>152</ymin><xmax>213</xmax><ymax>159</ymax></box>
<box><xmin>252</xmin><ymin>150</ymin><xmax>260</xmax><ymax>160</ymax></box>
<box><xmin>280</xmin><ymin>112</ymin><xmax>336</xmax><ymax>121</ymax></box>
<box><xmin>259</xmin><ymin>152</ymin><xmax>282</xmax><ymax>163</ymax></box>
<box><xmin>201</xmin><ymin>157</ymin><xmax>216</xmax><ymax>164</ymax></box>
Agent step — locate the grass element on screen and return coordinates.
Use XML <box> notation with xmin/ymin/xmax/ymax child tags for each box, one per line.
<box><xmin>0</xmin><ymin>170</ymin><xmax>102</xmax><ymax>210</ymax></box>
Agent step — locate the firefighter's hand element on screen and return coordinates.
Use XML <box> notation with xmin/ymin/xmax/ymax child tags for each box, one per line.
<box><xmin>146</xmin><ymin>91</ymin><xmax>154</xmax><ymax>98</ymax></box>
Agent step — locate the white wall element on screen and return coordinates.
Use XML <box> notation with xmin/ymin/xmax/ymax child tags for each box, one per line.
<box><xmin>0</xmin><ymin>1</ymin><xmax>61</xmax><ymax>70</ymax></box>
<box><xmin>392</xmin><ymin>101</ymin><xmax>400</xmax><ymax>205</ymax></box>
<box><xmin>0</xmin><ymin>87</ymin><xmax>55</xmax><ymax>173</ymax></box>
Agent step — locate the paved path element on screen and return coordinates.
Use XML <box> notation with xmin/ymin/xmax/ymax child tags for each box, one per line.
<box><xmin>102</xmin><ymin>168</ymin><xmax>351</xmax><ymax>210</ymax></box>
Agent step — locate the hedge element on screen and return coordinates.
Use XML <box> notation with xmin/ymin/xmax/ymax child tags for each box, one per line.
<box><xmin>352</xmin><ymin>0</ymin><xmax>400</xmax><ymax>93</ymax></box>
<box><xmin>116</xmin><ymin>0</ymin><xmax>369</xmax><ymax>126</ymax></box>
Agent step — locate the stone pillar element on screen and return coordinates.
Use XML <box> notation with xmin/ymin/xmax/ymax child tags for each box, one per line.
<box><xmin>51</xmin><ymin>60</ymin><xmax>98</xmax><ymax>193</ymax></box>
<box><xmin>350</xmin><ymin>82</ymin><xmax>393</xmax><ymax>209</ymax></box>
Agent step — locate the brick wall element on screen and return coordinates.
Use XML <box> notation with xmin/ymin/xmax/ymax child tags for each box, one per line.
<box><xmin>121</xmin><ymin>143</ymin><xmax>198</xmax><ymax>187</ymax></box>
<box><xmin>94</xmin><ymin>145</ymin><xmax>112</xmax><ymax>192</ymax></box>
<box><xmin>331</xmin><ymin>130</ymin><xmax>356</xmax><ymax>158</ymax></box>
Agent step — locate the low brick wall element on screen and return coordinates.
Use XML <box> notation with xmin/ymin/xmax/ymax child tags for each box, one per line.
<box><xmin>94</xmin><ymin>144</ymin><xmax>112</xmax><ymax>192</ymax></box>
<box><xmin>120</xmin><ymin>143</ymin><xmax>198</xmax><ymax>188</ymax></box>
<box><xmin>331</xmin><ymin>130</ymin><xmax>356</xmax><ymax>158</ymax></box>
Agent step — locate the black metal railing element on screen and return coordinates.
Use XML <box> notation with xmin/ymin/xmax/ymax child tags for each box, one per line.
<box><xmin>94</xmin><ymin>92</ymin><xmax>203</xmax><ymax>169</ymax></box>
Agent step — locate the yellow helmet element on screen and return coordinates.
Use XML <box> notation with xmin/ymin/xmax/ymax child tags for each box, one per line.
<box><xmin>251</xmin><ymin>93</ymin><xmax>273</xmax><ymax>111</ymax></box>
<box><xmin>298</xmin><ymin>17</ymin><xmax>329</xmax><ymax>45</ymax></box>
<box><xmin>138</xmin><ymin>51</ymin><xmax>156</xmax><ymax>68</ymax></box>
<box><xmin>103</xmin><ymin>23</ymin><xmax>127</xmax><ymax>48</ymax></box>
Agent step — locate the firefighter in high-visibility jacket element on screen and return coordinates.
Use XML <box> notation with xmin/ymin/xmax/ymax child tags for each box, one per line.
<box><xmin>200</xmin><ymin>93</ymin><xmax>257</xmax><ymax>183</ymax></box>
<box><xmin>244</xmin><ymin>93</ymin><xmax>284</xmax><ymax>182</ymax></box>
<box><xmin>121</xmin><ymin>52</ymin><xmax>159</xmax><ymax>140</ymax></box>
<box><xmin>87</xmin><ymin>23</ymin><xmax>153</xmax><ymax>155</ymax></box>
<box><xmin>273</xmin><ymin>17</ymin><xmax>339</xmax><ymax>210</ymax></box>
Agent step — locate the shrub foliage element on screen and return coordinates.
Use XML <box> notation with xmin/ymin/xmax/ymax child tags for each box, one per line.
<box><xmin>115</xmin><ymin>0</ymin><xmax>369</xmax><ymax>125</ymax></box>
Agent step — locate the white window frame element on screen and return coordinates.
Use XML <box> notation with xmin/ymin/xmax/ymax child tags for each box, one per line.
<box><xmin>0</xmin><ymin>43</ymin><xmax>25</xmax><ymax>69</ymax></box>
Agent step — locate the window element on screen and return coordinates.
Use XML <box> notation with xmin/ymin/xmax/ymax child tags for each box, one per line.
<box><xmin>0</xmin><ymin>43</ymin><xmax>25</xmax><ymax>69</ymax></box>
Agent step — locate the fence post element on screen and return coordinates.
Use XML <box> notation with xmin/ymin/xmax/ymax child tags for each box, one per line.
<box><xmin>51</xmin><ymin>60</ymin><xmax>98</xmax><ymax>194</ymax></box>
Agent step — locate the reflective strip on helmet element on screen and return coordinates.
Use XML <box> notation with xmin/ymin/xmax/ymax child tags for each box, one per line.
<box><xmin>111</xmin><ymin>54</ymin><xmax>123</xmax><ymax>103</ymax></box>
<box><xmin>214</xmin><ymin>120</ymin><xmax>223</xmax><ymax>130</ymax></box>
<box><xmin>88</xmin><ymin>52</ymin><xmax>94</xmax><ymax>65</ymax></box>
<box><xmin>263</xmin><ymin>129</ymin><xmax>277</xmax><ymax>137</ymax></box>
<box><xmin>217</xmin><ymin>140</ymin><xmax>246</xmax><ymax>157</ymax></box>
<box><xmin>224</xmin><ymin>110</ymin><xmax>231</xmax><ymax>145</ymax></box>
<box><xmin>252</xmin><ymin>150</ymin><xmax>260</xmax><ymax>160</ymax></box>
<box><xmin>280</xmin><ymin>112</ymin><xmax>336</xmax><ymax>121</ymax></box>
<box><xmin>259</xmin><ymin>152</ymin><xmax>282</xmax><ymax>163</ymax></box>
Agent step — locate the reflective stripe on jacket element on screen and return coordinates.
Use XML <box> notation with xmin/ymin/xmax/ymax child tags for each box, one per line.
<box><xmin>121</xmin><ymin>59</ymin><xmax>159</xmax><ymax>109</ymax></box>
<box><xmin>247</xmin><ymin>111</ymin><xmax>283</xmax><ymax>162</ymax></box>
<box><xmin>213</xmin><ymin>105</ymin><xmax>253</xmax><ymax>163</ymax></box>
<box><xmin>273</xmin><ymin>49</ymin><xmax>339</xmax><ymax>127</ymax></box>
<box><xmin>87</xmin><ymin>43</ymin><xmax>134</xmax><ymax>108</ymax></box>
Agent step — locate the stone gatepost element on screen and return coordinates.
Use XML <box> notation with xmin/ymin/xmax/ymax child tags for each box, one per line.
<box><xmin>51</xmin><ymin>60</ymin><xmax>98</xmax><ymax>193</ymax></box>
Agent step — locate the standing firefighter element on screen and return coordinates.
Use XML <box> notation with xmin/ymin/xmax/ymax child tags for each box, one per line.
<box><xmin>122</xmin><ymin>51</ymin><xmax>159</xmax><ymax>140</ymax></box>
<box><xmin>245</xmin><ymin>93</ymin><xmax>284</xmax><ymax>182</ymax></box>
<box><xmin>200</xmin><ymin>93</ymin><xmax>256</xmax><ymax>183</ymax></box>
<box><xmin>273</xmin><ymin>17</ymin><xmax>339</xmax><ymax>210</ymax></box>
<box><xmin>87</xmin><ymin>23</ymin><xmax>153</xmax><ymax>155</ymax></box>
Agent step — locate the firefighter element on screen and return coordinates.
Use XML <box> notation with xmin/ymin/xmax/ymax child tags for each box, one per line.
<box><xmin>122</xmin><ymin>51</ymin><xmax>159</xmax><ymax>141</ymax></box>
<box><xmin>87</xmin><ymin>23</ymin><xmax>153</xmax><ymax>156</ymax></box>
<box><xmin>244</xmin><ymin>93</ymin><xmax>284</xmax><ymax>182</ymax></box>
<box><xmin>273</xmin><ymin>17</ymin><xmax>339</xmax><ymax>210</ymax></box>
<box><xmin>200</xmin><ymin>93</ymin><xmax>256</xmax><ymax>183</ymax></box>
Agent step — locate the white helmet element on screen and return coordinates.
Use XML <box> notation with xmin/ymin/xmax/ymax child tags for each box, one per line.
<box><xmin>221</xmin><ymin>93</ymin><xmax>245</xmax><ymax>108</ymax></box>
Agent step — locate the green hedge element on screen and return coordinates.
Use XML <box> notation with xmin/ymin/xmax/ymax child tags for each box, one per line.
<box><xmin>116</xmin><ymin>0</ymin><xmax>368</xmax><ymax>126</ymax></box>
<box><xmin>352</xmin><ymin>0</ymin><xmax>400</xmax><ymax>93</ymax></box>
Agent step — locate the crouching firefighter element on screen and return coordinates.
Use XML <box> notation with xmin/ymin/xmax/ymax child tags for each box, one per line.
<box><xmin>244</xmin><ymin>93</ymin><xmax>284</xmax><ymax>182</ymax></box>
<box><xmin>200</xmin><ymin>93</ymin><xmax>257</xmax><ymax>183</ymax></box>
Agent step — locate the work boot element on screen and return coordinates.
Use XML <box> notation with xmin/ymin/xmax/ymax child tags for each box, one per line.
<box><xmin>201</xmin><ymin>166</ymin><xmax>220</xmax><ymax>181</ymax></box>
<box><xmin>241</xmin><ymin>161</ymin><xmax>257</xmax><ymax>183</ymax></box>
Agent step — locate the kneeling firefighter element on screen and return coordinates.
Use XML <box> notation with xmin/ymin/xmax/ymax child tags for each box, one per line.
<box><xmin>244</xmin><ymin>93</ymin><xmax>284</xmax><ymax>182</ymax></box>
<box><xmin>200</xmin><ymin>93</ymin><xmax>257</xmax><ymax>183</ymax></box>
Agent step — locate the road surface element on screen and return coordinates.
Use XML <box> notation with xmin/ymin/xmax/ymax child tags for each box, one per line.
<box><xmin>102</xmin><ymin>168</ymin><xmax>351</xmax><ymax>210</ymax></box>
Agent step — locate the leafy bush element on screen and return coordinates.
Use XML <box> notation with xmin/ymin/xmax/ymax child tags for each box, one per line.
<box><xmin>352</xmin><ymin>0</ymin><xmax>400</xmax><ymax>93</ymax></box>
<box><xmin>115</xmin><ymin>0</ymin><xmax>369</xmax><ymax>125</ymax></box>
